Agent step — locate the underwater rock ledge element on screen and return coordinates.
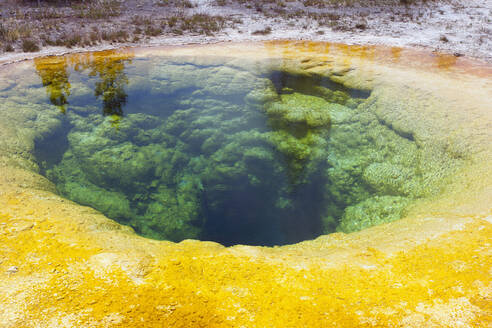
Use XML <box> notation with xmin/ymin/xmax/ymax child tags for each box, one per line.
<box><xmin>0</xmin><ymin>42</ymin><xmax>491</xmax><ymax>327</ymax></box>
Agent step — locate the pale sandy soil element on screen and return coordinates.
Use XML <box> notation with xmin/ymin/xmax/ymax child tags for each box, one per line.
<box><xmin>0</xmin><ymin>0</ymin><xmax>490</xmax><ymax>65</ymax></box>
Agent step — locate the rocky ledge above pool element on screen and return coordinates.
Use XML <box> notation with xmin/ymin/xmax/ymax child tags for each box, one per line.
<box><xmin>0</xmin><ymin>42</ymin><xmax>491</xmax><ymax>327</ymax></box>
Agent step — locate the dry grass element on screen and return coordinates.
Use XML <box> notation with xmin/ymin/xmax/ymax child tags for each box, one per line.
<box><xmin>0</xmin><ymin>21</ymin><xmax>32</xmax><ymax>43</ymax></box>
<box><xmin>4</xmin><ymin>43</ymin><xmax>15</xmax><ymax>52</ymax></box>
<box><xmin>73</xmin><ymin>0</ymin><xmax>121</xmax><ymax>19</ymax></box>
<box><xmin>21</xmin><ymin>38</ymin><xmax>39</xmax><ymax>52</ymax></box>
<box><xmin>252</xmin><ymin>26</ymin><xmax>272</xmax><ymax>35</ymax></box>
<box><xmin>101</xmin><ymin>29</ymin><xmax>129</xmax><ymax>42</ymax></box>
<box><xmin>167</xmin><ymin>13</ymin><xmax>227</xmax><ymax>36</ymax></box>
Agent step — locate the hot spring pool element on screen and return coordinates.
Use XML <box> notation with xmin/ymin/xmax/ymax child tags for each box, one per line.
<box><xmin>0</xmin><ymin>44</ymin><xmax>478</xmax><ymax>246</ymax></box>
<box><xmin>0</xmin><ymin>42</ymin><xmax>491</xmax><ymax>327</ymax></box>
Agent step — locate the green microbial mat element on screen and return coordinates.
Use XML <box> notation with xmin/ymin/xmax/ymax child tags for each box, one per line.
<box><xmin>14</xmin><ymin>51</ymin><xmax>446</xmax><ymax>246</ymax></box>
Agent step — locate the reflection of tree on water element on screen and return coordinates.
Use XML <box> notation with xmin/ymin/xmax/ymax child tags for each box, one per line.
<box><xmin>33</xmin><ymin>51</ymin><xmax>133</xmax><ymax>117</ymax></box>
<box><xmin>86</xmin><ymin>53</ymin><xmax>132</xmax><ymax>117</ymax></box>
<box><xmin>34</xmin><ymin>57</ymin><xmax>71</xmax><ymax>114</ymax></box>
<box><xmin>434</xmin><ymin>53</ymin><xmax>458</xmax><ymax>70</ymax></box>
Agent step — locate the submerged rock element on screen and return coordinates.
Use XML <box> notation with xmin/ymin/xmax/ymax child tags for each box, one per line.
<box><xmin>337</xmin><ymin>195</ymin><xmax>410</xmax><ymax>233</ymax></box>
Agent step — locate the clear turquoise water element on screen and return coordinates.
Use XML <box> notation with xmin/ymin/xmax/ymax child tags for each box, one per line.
<box><xmin>19</xmin><ymin>51</ymin><xmax>432</xmax><ymax>246</ymax></box>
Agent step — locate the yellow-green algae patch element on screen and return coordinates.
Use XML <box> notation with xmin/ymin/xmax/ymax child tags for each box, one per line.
<box><xmin>0</xmin><ymin>41</ymin><xmax>491</xmax><ymax>327</ymax></box>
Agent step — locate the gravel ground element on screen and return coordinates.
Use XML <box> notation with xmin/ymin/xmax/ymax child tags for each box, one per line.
<box><xmin>0</xmin><ymin>0</ymin><xmax>491</xmax><ymax>64</ymax></box>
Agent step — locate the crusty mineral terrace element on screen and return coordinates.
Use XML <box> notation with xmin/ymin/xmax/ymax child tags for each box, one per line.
<box><xmin>0</xmin><ymin>42</ymin><xmax>491</xmax><ymax>327</ymax></box>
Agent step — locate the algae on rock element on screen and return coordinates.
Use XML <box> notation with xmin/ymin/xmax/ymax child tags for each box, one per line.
<box><xmin>337</xmin><ymin>195</ymin><xmax>411</xmax><ymax>233</ymax></box>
